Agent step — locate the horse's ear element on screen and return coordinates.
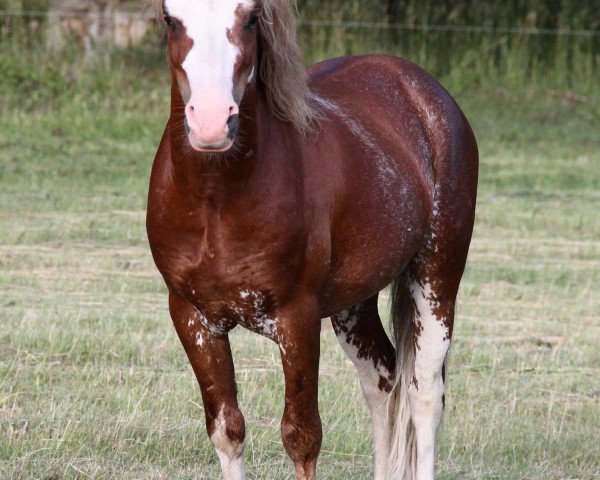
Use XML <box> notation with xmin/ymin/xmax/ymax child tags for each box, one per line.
<box><xmin>258</xmin><ymin>0</ymin><xmax>320</xmax><ymax>134</ymax></box>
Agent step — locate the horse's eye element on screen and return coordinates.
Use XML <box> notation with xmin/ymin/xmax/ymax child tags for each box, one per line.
<box><xmin>246</xmin><ymin>15</ymin><xmax>259</xmax><ymax>29</ymax></box>
<box><xmin>164</xmin><ymin>15</ymin><xmax>176</xmax><ymax>31</ymax></box>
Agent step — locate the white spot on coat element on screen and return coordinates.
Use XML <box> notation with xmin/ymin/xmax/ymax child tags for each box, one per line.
<box><xmin>236</xmin><ymin>289</ymin><xmax>280</xmax><ymax>342</ymax></box>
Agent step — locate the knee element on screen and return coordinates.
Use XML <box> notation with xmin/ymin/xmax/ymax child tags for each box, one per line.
<box><xmin>281</xmin><ymin>407</ymin><xmax>322</xmax><ymax>463</ymax></box>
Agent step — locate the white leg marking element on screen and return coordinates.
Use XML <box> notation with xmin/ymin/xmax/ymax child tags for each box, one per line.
<box><xmin>210</xmin><ymin>408</ymin><xmax>246</xmax><ymax>480</ymax></box>
<box><xmin>370</xmin><ymin>395</ymin><xmax>391</xmax><ymax>480</ymax></box>
<box><xmin>408</xmin><ymin>280</ymin><xmax>451</xmax><ymax>480</ymax></box>
<box><xmin>333</xmin><ymin>308</ymin><xmax>393</xmax><ymax>480</ymax></box>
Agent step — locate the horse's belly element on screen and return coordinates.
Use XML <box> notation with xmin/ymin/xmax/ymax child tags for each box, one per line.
<box><xmin>320</xmin><ymin>248</ymin><xmax>416</xmax><ymax>316</ymax></box>
<box><xmin>320</xmin><ymin>199</ymin><xmax>429</xmax><ymax>316</ymax></box>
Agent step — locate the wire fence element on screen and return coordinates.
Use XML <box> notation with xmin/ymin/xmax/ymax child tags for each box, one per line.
<box><xmin>3</xmin><ymin>6</ymin><xmax>599</xmax><ymax>89</ymax></box>
<box><xmin>2</xmin><ymin>9</ymin><xmax>600</xmax><ymax>37</ymax></box>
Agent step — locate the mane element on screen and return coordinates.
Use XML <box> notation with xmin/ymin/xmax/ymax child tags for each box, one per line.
<box><xmin>258</xmin><ymin>0</ymin><xmax>320</xmax><ymax>133</ymax></box>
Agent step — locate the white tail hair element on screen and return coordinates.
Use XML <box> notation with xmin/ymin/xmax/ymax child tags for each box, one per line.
<box><xmin>385</xmin><ymin>273</ymin><xmax>417</xmax><ymax>479</ymax></box>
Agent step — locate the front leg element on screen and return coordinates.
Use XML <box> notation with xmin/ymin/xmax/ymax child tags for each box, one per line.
<box><xmin>169</xmin><ymin>292</ymin><xmax>245</xmax><ymax>480</ymax></box>
<box><xmin>278</xmin><ymin>304</ymin><xmax>323</xmax><ymax>480</ymax></box>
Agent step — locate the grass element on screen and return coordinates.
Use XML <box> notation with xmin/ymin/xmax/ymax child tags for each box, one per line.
<box><xmin>1</xmin><ymin>47</ymin><xmax>599</xmax><ymax>479</ymax></box>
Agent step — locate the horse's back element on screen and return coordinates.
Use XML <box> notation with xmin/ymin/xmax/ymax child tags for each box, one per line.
<box><xmin>308</xmin><ymin>54</ymin><xmax>477</xmax><ymax>197</ymax></box>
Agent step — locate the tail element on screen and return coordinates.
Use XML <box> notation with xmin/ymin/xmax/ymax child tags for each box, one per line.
<box><xmin>385</xmin><ymin>272</ymin><xmax>417</xmax><ymax>479</ymax></box>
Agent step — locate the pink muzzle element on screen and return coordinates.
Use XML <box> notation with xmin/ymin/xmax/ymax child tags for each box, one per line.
<box><xmin>185</xmin><ymin>92</ymin><xmax>239</xmax><ymax>151</ymax></box>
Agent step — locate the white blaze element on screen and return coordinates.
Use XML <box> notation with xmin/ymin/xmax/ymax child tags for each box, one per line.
<box><xmin>164</xmin><ymin>0</ymin><xmax>253</xmax><ymax>102</ymax></box>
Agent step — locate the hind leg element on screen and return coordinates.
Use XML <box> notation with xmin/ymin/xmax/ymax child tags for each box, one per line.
<box><xmin>406</xmin><ymin>274</ymin><xmax>454</xmax><ymax>480</ymax></box>
<box><xmin>331</xmin><ymin>295</ymin><xmax>395</xmax><ymax>480</ymax></box>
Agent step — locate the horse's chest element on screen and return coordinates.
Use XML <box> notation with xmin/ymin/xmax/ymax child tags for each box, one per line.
<box><xmin>151</xmin><ymin>223</ymin><xmax>295</xmax><ymax>339</ymax></box>
<box><xmin>172</xmin><ymin>260</ymin><xmax>283</xmax><ymax>340</ymax></box>
<box><xmin>187</xmin><ymin>287</ymin><xmax>280</xmax><ymax>340</ymax></box>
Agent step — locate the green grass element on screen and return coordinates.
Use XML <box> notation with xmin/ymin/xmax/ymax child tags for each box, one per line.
<box><xmin>1</xmin><ymin>52</ymin><xmax>599</xmax><ymax>479</ymax></box>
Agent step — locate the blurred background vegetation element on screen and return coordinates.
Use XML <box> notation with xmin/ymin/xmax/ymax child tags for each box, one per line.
<box><xmin>1</xmin><ymin>2</ymin><xmax>599</xmax><ymax>478</ymax></box>
<box><xmin>1</xmin><ymin>0</ymin><xmax>599</xmax><ymax>111</ymax></box>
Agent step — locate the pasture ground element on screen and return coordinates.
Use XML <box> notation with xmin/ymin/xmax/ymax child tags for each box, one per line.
<box><xmin>0</xmin><ymin>68</ymin><xmax>599</xmax><ymax>479</ymax></box>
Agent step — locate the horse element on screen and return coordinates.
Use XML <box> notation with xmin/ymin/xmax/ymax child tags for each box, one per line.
<box><xmin>146</xmin><ymin>1</ymin><xmax>478</xmax><ymax>479</ymax></box>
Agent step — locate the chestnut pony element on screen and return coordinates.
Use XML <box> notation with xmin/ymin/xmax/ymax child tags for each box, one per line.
<box><xmin>146</xmin><ymin>1</ymin><xmax>478</xmax><ymax>479</ymax></box>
